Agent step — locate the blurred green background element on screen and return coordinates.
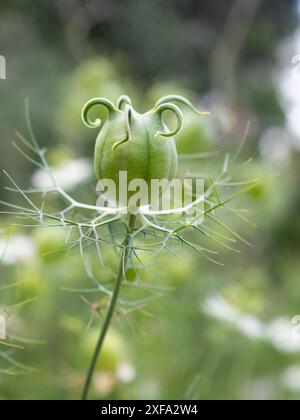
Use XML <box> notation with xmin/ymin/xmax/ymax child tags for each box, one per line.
<box><xmin>1</xmin><ymin>0</ymin><xmax>300</xmax><ymax>400</ymax></box>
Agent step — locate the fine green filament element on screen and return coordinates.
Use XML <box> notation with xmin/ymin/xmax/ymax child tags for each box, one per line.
<box><xmin>117</xmin><ymin>95</ymin><xmax>133</xmax><ymax>110</ymax></box>
<box><xmin>81</xmin><ymin>97</ymin><xmax>118</xmax><ymax>128</ymax></box>
<box><xmin>154</xmin><ymin>102</ymin><xmax>183</xmax><ymax>138</ymax></box>
<box><xmin>155</xmin><ymin>94</ymin><xmax>210</xmax><ymax>116</ymax></box>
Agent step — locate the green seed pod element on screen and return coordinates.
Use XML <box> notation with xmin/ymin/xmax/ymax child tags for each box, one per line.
<box><xmin>82</xmin><ymin>95</ymin><xmax>208</xmax><ymax>207</ymax></box>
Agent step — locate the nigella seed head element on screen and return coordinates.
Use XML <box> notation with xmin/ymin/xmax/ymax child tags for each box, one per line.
<box><xmin>82</xmin><ymin>95</ymin><xmax>209</xmax><ymax>206</ymax></box>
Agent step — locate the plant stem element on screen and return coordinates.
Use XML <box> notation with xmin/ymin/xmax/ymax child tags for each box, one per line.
<box><xmin>81</xmin><ymin>215</ymin><xmax>135</xmax><ymax>401</ymax></box>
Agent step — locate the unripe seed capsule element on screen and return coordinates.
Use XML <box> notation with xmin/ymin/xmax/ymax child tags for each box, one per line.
<box><xmin>82</xmin><ymin>95</ymin><xmax>208</xmax><ymax>207</ymax></box>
